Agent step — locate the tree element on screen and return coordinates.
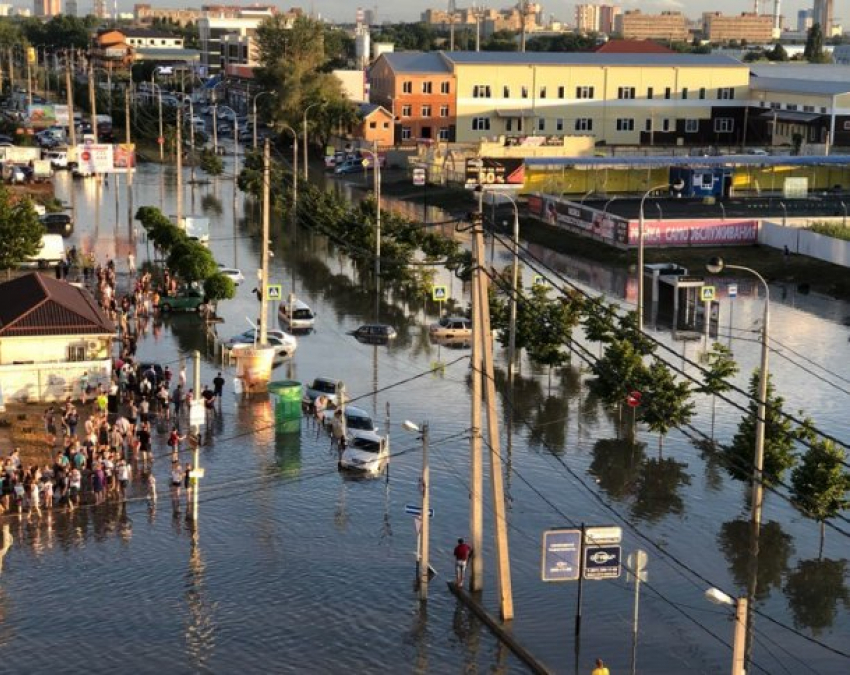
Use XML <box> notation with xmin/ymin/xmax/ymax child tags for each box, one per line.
<box><xmin>589</xmin><ymin>338</ymin><xmax>649</xmax><ymax>410</ymax></box>
<box><xmin>790</xmin><ymin>438</ymin><xmax>850</xmax><ymax>557</ymax></box>
<box><xmin>526</xmin><ymin>288</ymin><xmax>583</xmax><ymax>389</ymax></box>
<box><xmin>0</xmin><ymin>188</ymin><xmax>45</xmax><ymax>273</ymax></box>
<box><xmin>167</xmin><ymin>241</ymin><xmax>217</xmax><ymax>282</ymax></box>
<box><xmin>784</xmin><ymin>559</ymin><xmax>850</xmax><ymax>635</ymax></box>
<box><xmin>639</xmin><ymin>360</ymin><xmax>694</xmax><ymax>453</ymax></box>
<box><xmin>724</xmin><ymin>369</ymin><xmax>797</xmax><ymax>487</ymax></box>
<box><xmin>718</xmin><ymin>519</ymin><xmax>794</xmax><ymax>601</ymax></box>
<box><xmin>767</xmin><ymin>43</ymin><xmax>789</xmax><ymax>61</ymax></box>
<box><xmin>804</xmin><ymin>23</ymin><xmax>831</xmax><ymax>63</ymax></box>
<box><xmin>697</xmin><ymin>342</ymin><xmax>739</xmax><ymax>439</ymax></box>
<box><xmin>204</xmin><ymin>273</ymin><xmax>236</xmax><ymax>302</ymax></box>
<box><xmin>200</xmin><ymin>149</ymin><xmax>223</xmax><ymax>176</ymax></box>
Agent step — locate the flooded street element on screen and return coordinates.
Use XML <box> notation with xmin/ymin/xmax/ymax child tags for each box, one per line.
<box><xmin>1</xmin><ymin>162</ymin><xmax>848</xmax><ymax>674</ymax></box>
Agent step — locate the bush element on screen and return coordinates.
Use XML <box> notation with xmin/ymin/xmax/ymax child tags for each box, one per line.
<box><xmin>807</xmin><ymin>221</ymin><xmax>850</xmax><ymax>241</ymax></box>
<box><xmin>204</xmin><ymin>273</ymin><xmax>236</xmax><ymax>301</ymax></box>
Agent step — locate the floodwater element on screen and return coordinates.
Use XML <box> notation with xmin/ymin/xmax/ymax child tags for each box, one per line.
<box><xmin>1</xmin><ymin>161</ymin><xmax>848</xmax><ymax>674</ymax></box>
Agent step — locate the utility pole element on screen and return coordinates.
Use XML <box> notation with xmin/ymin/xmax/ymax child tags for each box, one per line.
<box><xmin>65</xmin><ymin>51</ymin><xmax>76</xmax><ymax>148</ymax></box>
<box><xmin>157</xmin><ymin>83</ymin><xmax>163</xmax><ymax>161</ymax></box>
<box><xmin>124</xmin><ymin>87</ymin><xmax>132</xmax><ymax>187</ymax></box>
<box><xmin>176</xmin><ymin>105</ymin><xmax>183</xmax><ymax>228</ymax></box>
<box><xmin>88</xmin><ymin>65</ymin><xmax>98</xmax><ymax>144</ymax></box>
<box><xmin>472</xmin><ymin>197</ymin><xmax>514</xmax><ymax>621</ymax></box>
<box><xmin>259</xmin><ymin>138</ymin><xmax>271</xmax><ymax>346</ymax></box>
<box><xmin>469</xmin><ymin>195</ymin><xmax>484</xmax><ymax>593</ymax></box>
<box><xmin>519</xmin><ymin>0</ymin><xmax>529</xmax><ymax>53</ymax></box>
<box><xmin>419</xmin><ymin>422</ymin><xmax>430</xmax><ymax>601</ymax></box>
<box><xmin>26</xmin><ymin>47</ymin><xmax>32</xmax><ymax>107</ymax></box>
<box><xmin>373</xmin><ymin>140</ymin><xmax>381</xmax><ymax>279</ymax></box>
<box><xmin>191</xmin><ymin>350</ymin><xmax>202</xmax><ymax>522</ymax></box>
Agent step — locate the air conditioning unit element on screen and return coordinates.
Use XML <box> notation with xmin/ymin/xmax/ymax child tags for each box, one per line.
<box><xmin>87</xmin><ymin>340</ymin><xmax>100</xmax><ymax>352</ymax></box>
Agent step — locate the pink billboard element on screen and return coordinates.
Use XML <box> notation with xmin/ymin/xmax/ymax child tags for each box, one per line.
<box><xmin>627</xmin><ymin>219</ymin><xmax>759</xmax><ymax>247</ymax></box>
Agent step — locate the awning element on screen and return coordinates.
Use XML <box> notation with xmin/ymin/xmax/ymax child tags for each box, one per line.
<box><xmin>758</xmin><ymin>110</ymin><xmax>823</xmax><ymax>124</ymax></box>
<box><xmin>494</xmin><ymin>108</ymin><xmax>535</xmax><ymax>118</ymax></box>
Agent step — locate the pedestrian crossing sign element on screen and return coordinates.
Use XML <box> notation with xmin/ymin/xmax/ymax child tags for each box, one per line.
<box><xmin>266</xmin><ymin>284</ymin><xmax>282</xmax><ymax>301</ymax></box>
<box><xmin>533</xmin><ymin>275</ymin><xmax>547</xmax><ymax>287</ymax></box>
<box><xmin>701</xmin><ymin>285</ymin><xmax>716</xmax><ymax>302</ymax></box>
<box><xmin>432</xmin><ymin>285</ymin><xmax>448</xmax><ymax>302</ymax></box>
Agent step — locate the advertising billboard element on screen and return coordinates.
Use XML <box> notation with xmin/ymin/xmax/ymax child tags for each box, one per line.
<box><xmin>27</xmin><ymin>104</ymin><xmax>56</xmax><ymax>128</ymax></box>
<box><xmin>76</xmin><ymin>144</ymin><xmax>114</xmax><ymax>174</ymax></box>
<box><xmin>527</xmin><ymin>193</ymin><xmax>629</xmax><ymax>245</ymax></box>
<box><xmin>464</xmin><ymin>157</ymin><xmax>525</xmax><ymax>189</ymax></box>
<box><xmin>627</xmin><ymin>220</ymin><xmax>759</xmax><ymax>247</ymax></box>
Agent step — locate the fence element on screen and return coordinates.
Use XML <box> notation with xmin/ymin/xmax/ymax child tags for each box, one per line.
<box><xmin>760</xmin><ymin>220</ymin><xmax>850</xmax><ymax>268</ymax></box>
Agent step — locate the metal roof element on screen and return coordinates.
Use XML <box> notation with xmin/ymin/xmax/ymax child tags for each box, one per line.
<box><xmin>757</xmin><ymin>110</ymin><xmax>822</xmax><ymax>123</ymax></box>
<box><xmin>524</xmin><ymin>154</ymin><xmax>850</xmax><ymax>169</ymax></box>
<box><xmin>377</xmin><ymin>52</ymin><xmax>451</xmax><ymax>74</ymax></box>
<box><xmin>750</xmin><ymin>63</ymin><xmax>850</xmax><ymax>82</ymax></box>
<box><xmin>442</xmin><ymin>51</ymin><xmax>743</xmax><ymax>67</ymax></box>
<box><xmin>750</xmin><ymin>76</ymin><xmax>850</xmax><ymax>96</ymax></box>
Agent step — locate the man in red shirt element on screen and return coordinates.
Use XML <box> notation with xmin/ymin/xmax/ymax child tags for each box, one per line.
<box><xmin>453</xmin><ymin>538</ymin><xmax>472</xmax><ymax>588</ymax></box>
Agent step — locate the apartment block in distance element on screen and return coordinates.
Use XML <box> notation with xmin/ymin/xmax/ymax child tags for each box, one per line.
<box><xmin>369</xmin><ymin>52</ymin><xmax>456</xmax><ymax>143</ymax></box>
<box><xmin>197</xmin><ymin>6</ymin><xmax>278</xmax><ymax>76</ymax></box>
<box><xmin>703</xmin><ymin>12</ymin><xmax>774</xmax><ymax>43</ymax></box>
<box><xmin>614</xmin><ymin>10</ymin><xmax>688</xmax><ymax>42</ymax></box>
<box><xmin>445</xmin><ymin>51</ymin><xmax>748</xmax><ymax>146</ymax></box>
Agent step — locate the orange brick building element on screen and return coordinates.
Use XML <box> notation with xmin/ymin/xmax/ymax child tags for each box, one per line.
<box><xmin>369</xmin><ymin>52</ymin><xmax>456</xmax><ymax>143</ymax></box>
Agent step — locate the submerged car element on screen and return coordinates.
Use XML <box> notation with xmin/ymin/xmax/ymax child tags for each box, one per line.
<box><xmin>338</xmin><ymin>431</ymin><xmax>388</xmax><ymax>475</ymax></box>
<box><xmin>302</xmin><ymin>377</ymin><xmax>346</xmax><ymax>407</ymax></box>
<box><xmin>428</xmin><ymin>316</ymin><xmax>472</xmax><ymax>339</ymax></box>
<box><xmin>350</xmin><ymin>323</ymin><xmax>397</xmax><ymax>344</ymax></box>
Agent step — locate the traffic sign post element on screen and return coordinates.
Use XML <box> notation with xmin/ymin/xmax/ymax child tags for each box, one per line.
<box><xmin>583</xmin><ymin>545</ymin><xmax>622</xmax><ymax>580</ymax></box>
<box><xmin>541</xmin><ymin>529</ymin><xmax>582</xmax><ymax>582</ymax></box>
<box><xmin>405</xmin><ymin>503</ymin><xmax>434</xmax><ymax>518</ymax></box>
<box><xmin>701</xmin><ymin>286</ymin><xmax>715</xmax><ymax>348</ymax></box>
<box><xmin>727</xmin><ymin>283</ymin><xmax>737</xmax><ymax>346</ymax></box>
<box><xmin>266</xmin><ymin>284</ymin><xmax>282</xmax><ymax>301</ymax></box>
<box><xmin>432</xmin><ymin>285</ymin><xmax>447</xmax><ymax>317</ymax></box>
<box><xmin>627</xmin><ymin>550</ymin><xmax>648</xmax><ymax>675</ymax></box>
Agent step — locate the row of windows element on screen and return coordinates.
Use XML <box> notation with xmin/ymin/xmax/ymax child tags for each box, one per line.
<box><xmin>471</xmin><ymin>85</ymin><xmax>736</xmax><ymax>100</ymax></box>
<box><xmin>402</xmin><ymin>80</ymin><xmax>451</xmax><ymax>95</ymax></box>
<box><xmin>400</xmin><ymin>127</ymin><xmax>450</xmax><ymax>140</ymax></box>
<box><xmin>471</xmin><ymin>117</ymin><xmax>735</xmax><ymax>133</ymax></box>
<box><xmin>400</xmin><ymin>105</ymin><xmax>451</xmax><ymax>118</ymax></box>
<box><xmin>762</xmin><ymin>101</ymin><xmax>827</xmax><ymax>114</ymax></box>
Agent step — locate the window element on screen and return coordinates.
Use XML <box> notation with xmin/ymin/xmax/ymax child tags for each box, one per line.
<box><xmin>662</xmin><ymin>118</ymin><xmax>672</xmax><ymax>132</ymax></box>
<box><xmin>503</xmin><ymin>85</ymin><xmax>510</xmax><ymax>98</ymax></box>
<box><xmin>401</xmin><ymin>105</ymin><xmax>411</xmax><ymax>117</ymax></box>
<box><xmin>685</xmin><ymin>119</ymin><xmax>699</xmax><ymax>133</ymax></box>
<box><xmin>556</xmin><ymin>118</ymin><xmax>564</xmax><ymax>132</ymax></box>
<box><xmin>803</xmin><ymin>105</ymin><xmax>815</xmax><ymax>113</ymax></box>
<box><xmin>714</xmin><ymin>118</ymin><xmax>734</xmax><ymax>133</ymax></box>
<box><xmin>383</xmin><ymin>122</ymin><xmax>389</xmax><ymax>129</ymax></box>
<box><xmin>68</xmin><ymin>344</ymin><xmax>86</xmax><ymax>362</ymax></box>
<box><xmin>718</xmin><ymin>87</ymin><xmax>735</xmax><ymax>100</ymax></box>
<box><xmin>576</xmin><ymin>86</ymin><xmax>594</xmax><ymax>99</ymax></box>
<box><xmin>786</xmin><ymin>104</ymin><xmax>798</xmax><ymax>111</ymax></box>
<box><xmin>647</xmin><ymin>87</ymin><xmax>654</xmax><ymax>100</ymax></box>
<box><xmin>472</xmin><ymin>84</ymin><xmax>492</xmax><ymax>98</ymax></box>
<box><xmin>539</xmin><ymin>86</ymin><xmax>547</xmax><ymax>99</ymax></box>
<box><xmin>644</xmin><ymin>119</ymin><xmax>652</xmax><ymax>132</ymax></box>
<box><xmin>557</xmin><ymin>86</ymin><xmax>565</xmax><ymax>99</ymax></box>
<box><xmin>369</xmin><ymin>121</ymin><xmax>376</xmax><ymax>129</ymax></box>
<box><xmin>664</xmin><ymin>87</ymin><xmax>671</xmax><ymax>99</ymax></box>
<box><xmin>439</xmin><ymin>127</ymin><xmax>449</xmax><ymax>140</ymax></box>
<box><xmin>401</xmin><ymin>127</ymin><xmax>411</xmax><ymax>140</ymax></box>
<box><xmin>770</xmin><ymin>102</ymin><xmax>780</xmax><ymax>110</ymax></box>
<box><xmin>440</xmin><ymin>81</ymin><xmax>450</xmax><ymax>94</ymax></box>
<box><xmin>439</xmin><ymin>105</ymin><xmax>449</xmax><ymax>117</ymax></box>
<box><xmin>616</xmin><ymin>118</ymin><xmax>634</xmax><ymax>131</ymax></box>
<box><xmin>844</xmin><ymin>121</ymin><xmax>850</xmax><ymax>131</ymax></box>
<box><xmin>421</xmin><ymin>105</ymin><xmax>432</xmax><ymax>117</ymax></box>
<box><xmin>506</xmin><ymin>118</ymin><xmax>525</xmax><ymax>133</ymax></box>
<box><xmin>618</xmin><ymin>87</ymin><xmax>636</xmax><ymax>100</ymax></box>
<box><xmin>472</xmin><ymin>117</ymin><xmax>491</xmax><ymax>131</ymax></box>
<box><xmin>821</xmin><ymin>107</ymin><xmax>827</xmax><ymax>114</ymax></box>
<box><xmin>422</xmin><ymin>81</ymin><xmax>432</xmax><ymax>94</ymax></box>
<box><xmin>537</xmin><ymin>118</ymin><xmax>545</xmax><ymax>131</ymax></box>
<box><xmin>575</xmin><ymin>118</ymin><xmax>593</xmax><ymax>131</ymax></box>
<box><xmin>521</xmin><ymin>86</ymin><xmax>528</xmax><ymax>99</ymax></box>
<box><xmin>681</xmin><ymin>88</ymin><xmax>689</xmax><ymax>100</ymax></box>
<box><xmin>402</xmin><ymin>81</ymin><xmax>412</xmax><ymax>94</ymax></box>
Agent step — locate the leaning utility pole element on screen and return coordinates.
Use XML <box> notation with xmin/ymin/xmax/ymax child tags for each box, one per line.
<box><xmin>472</xmin><ymin>195</ymin><xmax>514</xmax><ymax>621</ymax></box>
<box><xmin>469</xmin><ymin>197</ymin><xmax>484</xmax><ymax>593</ymax></box>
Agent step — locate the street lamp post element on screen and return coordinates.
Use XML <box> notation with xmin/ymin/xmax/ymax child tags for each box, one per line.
<box><xmin>358</xmin><ymin>144</ymin><xmax>383</xmax><ymax>281</ymax></box>
<box><xmin>638</xmin><ymin>181</ymin><xmax>683</xmax><ymax>332</ymax></box>
<box><xmin>302</xmin><ymin>101</ymin><xmax>323</xmax><ymax>182</ymax></box>
<box><xmin>705</xmin><ymin>588</ymin><xmax>747</xmax><ymax>675</ymax></box>
<box><xmin>841</xmin><ymin>201</ymin><xmax>847</xmax><ymax>227</ymax></box>
<box><xmin>492</xmin><ymin>191</ymin><xmax>520</xmax><ymax>382</ymax></box>
<box><xmin>705</xmin><ymin>257</ymin><xmax>770</xmax><ymax>527</ymax></box>
<box><xmin>779</xmin><ymin>201</ymin><xmax>787</xmax><ymax>227</ymax></box>
<box><xmin>252</xmin><ymin>90</ymin><xmax>275</xmax><ymax>150</ymax></box>
<box><xmin>403</xmin><ymin>420</ymin><xmax>430</xmax><ymax>602</ymax></box>
<box><xmin>280</xmin><ymin>124</ymin><xmax>298</xmax><ymax>216</ymax></box>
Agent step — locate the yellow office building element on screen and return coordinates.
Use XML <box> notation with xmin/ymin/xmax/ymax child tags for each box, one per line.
<box><xmin>444</xmin><ymin>52</ymin><xmax>749</xmax><ymax>146</ymax></box>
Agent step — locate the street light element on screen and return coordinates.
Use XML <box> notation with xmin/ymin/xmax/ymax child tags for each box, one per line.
<box><xmin>637</xmin><ymin>180</ymin><xmax>684</xmax><ymax>332</ymax></box>
<box><xmin>302</xmin><ymin>101</ymin><xmax>323</xmax><ymax>182</ymax></box>
<box><xmin>403</xmin><ymin>419</ymin><xmax>430</xmax><ymax>602</ymax></box>
<box><xmin>841</xmin><ymin>201</ymin><xmax>847</xmax><ymax>227</ymax></box>
<box><xmin>252</xmin><ymin>90</ymin><xmax>275</xmax><ymax>150</ymax></box>
<box><xmin>358</xmin><ymin>145</ymin><xmax>383</xmax><ymax>281</ymax></box>
<box><xmin>705</xmin><ymin>256</ymin><xmax>770</xmax><ymax>528</ymax></box>
<box><xmin>280</xmin><ymin>123</ymin><xmax>299</xmax><ymax>216</ymax></box>
<box><xmin>705</xmin><ymin>588</ymin><xmax>747</xmax><ymax>675</ymax></box>
<box><xmin>779</xmin><ymin>201</ymin><xmax>787</xmax><ymax>227</ymax></box>
<box><xmin>491</xmin><ymin>191</ymin><xmax>520</xmax><ymax>382</ymax></box>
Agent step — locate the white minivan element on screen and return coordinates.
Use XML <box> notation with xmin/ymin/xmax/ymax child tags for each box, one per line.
<box><xmin>23</xmin><ymin>234</ymin><xmax>66</xmax><ymax>268</ymax></box>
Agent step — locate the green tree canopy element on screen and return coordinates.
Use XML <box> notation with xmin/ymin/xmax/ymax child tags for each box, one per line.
<box><xmin>0</xmin><ymin>189</ymin><xmax>45</xmax><ymax>271</ymax></box>
<box><xmin>204</xmin><ymin>272</ymin><xmax>236</xmax><ymax>302</ymax></box>
<box><xmin>639</xmin><ymin>359</ymin><xmax>694</xmax><ymax>450</ymax></box>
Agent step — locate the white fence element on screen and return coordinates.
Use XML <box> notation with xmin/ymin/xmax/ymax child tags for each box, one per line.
<box><xmin>0</xmin><ymin>360</ymin><xmax>111</xmax><ymax>404</ymax></box>
<box><xmin>760</xmin><ymin>220</ymin><xmax>850</xmax><ymax>268</ymax></box>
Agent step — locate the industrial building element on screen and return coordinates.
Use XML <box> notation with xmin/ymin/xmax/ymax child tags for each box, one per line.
<box><xmin>702</xmin><ymin>12</ymin><xmax>775</xmax><ymax>43</ymax></box>
<box><xmin>614</xmin><ymin>10</ymin><xmax>689</xmax><ymax>42</ymax></box>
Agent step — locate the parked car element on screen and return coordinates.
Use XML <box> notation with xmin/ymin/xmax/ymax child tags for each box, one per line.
<box><xmin>218</xmin><ymin>267</ymin><xmax>245</xmax><ymax>285</ymax></box>
<box><xmin>40</xmin><ymin>213</ymin><xmax>73</xmax><ymax>236</ymax></box>
<box><xmin>335</xmin><ymin>158</ymin><xmax>369</xmax><ymax>175</ymax></box>
<box><xmin>228</xmin><ymin>332</ymin><xmax>296</xmax><ymax>360</ymax></box>
<box><xmin>319</xmin><ymin>405</ymin><xmax>379</xmax><ymax>438</ymax></box>
<box><xmin>44</xmin><ymin>150</ymin><xmax>70</xmax><ymax>170</ymax></box>
<box><xmin>429</xmin><ymin>315</ymin><xmax>473</xmax><ymax>339</ymax></box>
<box><xmin>278</xmin><ymin>297</ymin><xmax>315</xmax><ymax>331</ymax></box>
<box><xmin>350</xmin><ymin>323</ymin><xmax>397</xmax><ymax>344</ymax></box>
<box><xmin>157</xmin><ymin>288</ymin><xmax>207</xmax><ymax>313</ymax></box>
<box><xmin>338</xmin><ymin>431</ymin><xmax>388</xmax><ymax>475</ymax></box>
<box><xmin>226</xmin><ymin>328</ymin><xmax>297</xmax><ymax>357</ymax></box>
<box><xmin>302</xmin><ymin>377</ymin><xmax>346</xmax><ymax>407</ymax></box>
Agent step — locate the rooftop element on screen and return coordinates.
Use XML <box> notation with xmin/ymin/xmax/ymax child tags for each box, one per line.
<box><xmin>593</xmin><ymin>39</ymin><xmax>674</xmax><ymax>54</ymax></box>
<box><xmin>750</xmin><ymin>76</ymin><xmax>850</xmax><ymax>96</ymax></box>
<box><xmin>0</xmin><ymin>273</ymin><xmax>115</xmax><ymax>338</ymax></box>
<box><xmin>442</xmin><ymin>51</ymin><xmax>742</xmax><ymax>67</ymax></box>
<box><xmin>377</xmin><ymin>52</ymin><xmax>452</xmax><ymax>74</ymax></box>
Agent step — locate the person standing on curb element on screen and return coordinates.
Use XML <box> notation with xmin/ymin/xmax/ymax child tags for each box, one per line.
<box><xmin>453</xmin><ymin>538</ymin><xmax>472</xmax><ymax>588</ymax></box>
<box><xmin>591</xmin><ymin>658</ymin><xmax>610</xmax><ymax>675</ymax></box>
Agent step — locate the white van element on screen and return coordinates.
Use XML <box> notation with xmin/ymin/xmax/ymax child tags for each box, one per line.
<box><xmin>23</xmin><ymin>234</ymin><xmax>65</xmax><ymax>268</ymax></box>
<box><xmin>278</xmin><ymin>297</ymin><xmax>315</xmax><ymax>331</ymax></box>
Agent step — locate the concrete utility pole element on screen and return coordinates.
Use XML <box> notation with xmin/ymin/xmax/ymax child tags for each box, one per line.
<box><xmin>419</xmin><ymin>422</ymin><xmax>430</xmax><ymax>601</ymax></box>
<box><xmin>65</xmin><ymin>51</ymin><xmax>76</xmax><ymax>148</ymax></box>
<box><xmin>191</xmin><ymin>350</ymin><xmax>202</xmax><ymax>522</ymax></box>
<box><xmin>280</xmin><ymin>124</ymin><xmax>298</xmax><ymax>217</ymax></box>
<box><xmin>88</xmin><ymin>65</ymin><xmax>98</xmax><ymax>144</ymax></box>
<box><xmin>259</xmin><ymin>138</ymin><xmax>271</xmax><ymax>346</ymax></box>
<box><xmin>469</xmin><ymin>193</ymin><xmax>484</xmax><ymax>593</ymax></box>
<box><xmin>124</xmin><ymin>87</ymin><xmax>132</xmax><ymax>186</ymax></box>
<box><xmin>472</xmin><ymin>202</ymin><xmax>514</xmax><ymax>621</ymax></box>
<box><xmin>176</xmin><ymin>106</ymin><xmax>183</xmax><ymax>228</ymax></box>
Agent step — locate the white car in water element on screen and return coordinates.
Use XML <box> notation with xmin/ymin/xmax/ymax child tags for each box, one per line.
<box><xmin>338</xmin><ymin>431</ymin><xmax>388</xmax><ymax>476</ymax></box>
<box><xmin>218</xmin><ymin>267</ymin><xmax>245</xmax><ymax>285</ymax></box>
